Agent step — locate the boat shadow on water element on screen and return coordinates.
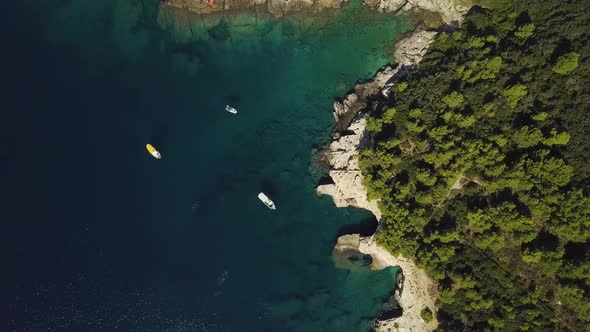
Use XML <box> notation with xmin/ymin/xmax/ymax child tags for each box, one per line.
<box><xmin>227</xmin><ymin>93</ymin><xmax>241</xmax><ymax>107</ymax></box>
<box><xmin>260</xmin><ymin>180</ymin><xmax>279</xmax><ymax>202</ymax></box>
<box><xmin>149</xmin><ymin>122</ymin><xmax>170</xmax><ymax>154</ymax></box>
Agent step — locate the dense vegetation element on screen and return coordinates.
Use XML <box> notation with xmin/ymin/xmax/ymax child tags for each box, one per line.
<box><xmin>359</xmin><ymin>1</ymin><xmax>590</xmax><ymax>330</ymax></box>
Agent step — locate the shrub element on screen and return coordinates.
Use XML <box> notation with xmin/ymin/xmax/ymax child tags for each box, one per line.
<box><xmin>552</xmin><ymin>52</ymin><xmax>580</xmax><ymax>74</ymax></box>
<box><xmin>397</xmin><ymin>82</ymin><xmax>408</xmax><ymax>92</ymax></box>
<box><xmin>514</xmin><ymin>23</ymin><xmax>535</xmax><ymax>39</ymax></box>
<box><xmin>502</xmin><ymin>84</ymin><xmax>527</xmax><ymax>108</ymax></box>
<box><xmin>443</xmin><ymin>91</ymin><xmax>465</xmax><ymax>108</ymax></box>
<box><xmin>421</xmin><ymin>307</ymin><xmax>434</xmax><ymax>323</ymax></box>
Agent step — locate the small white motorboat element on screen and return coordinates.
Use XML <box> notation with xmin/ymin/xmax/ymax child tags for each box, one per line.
<box><xmin>257</xmin><ymin>192</ymin><xmax>276</xmax><ymax>210</ymax></box>
<box><xmin>225</xmin><ymin>105</ymin><xmax>237</xmax><ymax>114</ymax></box>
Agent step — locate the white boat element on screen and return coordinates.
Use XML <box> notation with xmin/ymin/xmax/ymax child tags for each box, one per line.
<box><xmin>225</xmin><ymin>105</ymin><xmax>237</xmax><ymax>114</ymax></box>
<box><xmin>257</xmin><ymin>192</ymin><xmax>276</xmax><ymax>210</ymax></box>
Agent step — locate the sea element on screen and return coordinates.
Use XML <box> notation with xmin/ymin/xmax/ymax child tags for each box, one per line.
<box><xmin>3</xmin><ymin>0</ymin><xmax>410</xmax><ymax>331</ymax></box>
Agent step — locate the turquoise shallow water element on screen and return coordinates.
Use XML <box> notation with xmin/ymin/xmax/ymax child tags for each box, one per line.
<box><xmin>5</xmin><ymin>0</ymin><xmax>409</xmax><ymax>330</ymax></box>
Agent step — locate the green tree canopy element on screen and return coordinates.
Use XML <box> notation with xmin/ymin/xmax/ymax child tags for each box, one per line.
<box><xmin>358</xmin><ymin>1</ymin><xmax>590</xmax><ymax>330</ymax></box>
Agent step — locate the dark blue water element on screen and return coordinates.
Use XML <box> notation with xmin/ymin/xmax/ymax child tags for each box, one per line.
<box><xmin>4</xmin><ymin>1</ymin><xmax>408</xmax><ymax>330</ymax></box>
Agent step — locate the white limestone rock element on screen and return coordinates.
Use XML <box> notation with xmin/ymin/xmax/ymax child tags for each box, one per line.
<box><xmin>377</xmin><ymin>0</ymin><xmax>471</xmax><ymax>23</ymax></box>
<box><xmin>394</xmin><ymin>30</ymin><xmax>438</xmax><ymax>66</ymax></box>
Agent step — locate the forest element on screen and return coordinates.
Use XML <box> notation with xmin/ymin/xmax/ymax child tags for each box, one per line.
<box><xmin>359</xmin><ymin>0</ymin><xmax>590</xmax><ymax>330</ymax></box>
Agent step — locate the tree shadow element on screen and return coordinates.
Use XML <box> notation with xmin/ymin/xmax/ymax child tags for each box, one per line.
<box><xmin>336</xmin><ymin>216</ymin><xmax>379</xmax><ymax>239</ymax></box>
<box><xmin>549</xmin><ymin>38</ymin><xmax>572</xmax><ymax>64</ymax></box>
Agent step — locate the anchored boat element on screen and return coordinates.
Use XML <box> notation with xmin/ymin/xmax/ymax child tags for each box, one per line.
<box><xmin>257</xmin><ymin>192</ymin><xmax>276</xmax><ymax>210</ymax></box>
<box><xmin>146</xmin><ymin>144</ymin><xmax>161</xmax><ymax>159</ymax></box>
<box><xmin>225</xmin><ymin>105</ymin><xmax>237</xmax><ymax>114</ymax></box>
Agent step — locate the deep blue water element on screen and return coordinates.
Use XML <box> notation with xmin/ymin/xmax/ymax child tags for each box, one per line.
<box><xmin>4</xmin><ymin>1</ymin><xmax>409</xmax><ymax>331</ymax></box>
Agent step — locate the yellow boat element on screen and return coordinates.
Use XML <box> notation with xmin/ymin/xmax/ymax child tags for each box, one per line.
<box><xmin>146</xmin><ymin>144</ymin><xmax>161</xmax><ymax>159</ymax></box>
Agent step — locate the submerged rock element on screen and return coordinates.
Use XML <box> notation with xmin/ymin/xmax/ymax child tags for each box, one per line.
<box><xmin>208</xmin><ymin>18</ymin><xmax>231</xmax><ymax>40</ymax></box>
<box><xmin>332</xmin><ymin>234</ymin><xmax>374</xmax><ymax>270</ymax></box>
<box><xmin>333</xmin><ymin>249</ymin><xmax>374</xmax><ymax>270</ymax></box>
<box><xmin>170</xmin><ymin>52</ymin><xmax>201</xmax><ymax>76</ymax></box>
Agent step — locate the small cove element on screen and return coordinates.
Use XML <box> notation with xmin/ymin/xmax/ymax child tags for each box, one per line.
<box><xmin>5</xmin><ymin>0</ymin><xmax>411</xmax><ymax>330</ymax></box>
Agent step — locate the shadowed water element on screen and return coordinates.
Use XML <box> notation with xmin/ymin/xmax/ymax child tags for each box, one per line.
<box><xmin>4</xmin><ymin>0</ymin><xmax>409</xmax><ymax>330</ymax></box>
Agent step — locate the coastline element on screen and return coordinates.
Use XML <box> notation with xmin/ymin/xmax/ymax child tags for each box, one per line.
<box><xmin>318</xmin><ymin>29</ymin><xmax>439</xmax><ymax>331</ymax></box>
<box><xmin>159</xmin><ymin>0</ymin><xmax>469</xmax><ymax>21</ymax></box>
<box><xmin>317</xmin><ymin>4</ymin><xmax>472</xmax><ymax>331</ymax></box>
<box><xmin>160</xmin><ymin>0</ymin><xmax>344</xmax><ymax>18</ymax></box>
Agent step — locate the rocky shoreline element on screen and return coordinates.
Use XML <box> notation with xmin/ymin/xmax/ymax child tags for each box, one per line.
<box><xmin>160</xmin><ymin>0</ymin><xmax>344</xmax><ymax>18</ymax></box>
<box><xmin>160</xmin><ymin>0</ymin><xmax>469</xmax><ymax>21</ymax></box>
<box><xmin>317</xmin><ymin>4</ymin><xmax>472</xmax><ymax>331</ymax></box>
<box><xmin>318</xmin><ymin>28</ymin><xmax>439</xmax><ymax>331</ymax></box>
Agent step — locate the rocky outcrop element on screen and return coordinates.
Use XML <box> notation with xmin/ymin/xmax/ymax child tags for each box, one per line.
<box><xmin>394</xmin><ymin>30</ymin><xmax>438</xmax><ymax>66</ymax></box>
<box><xmin>332</xmin><ymin>93</ymin><xmax>362</xmax><ymax>127</ymax></box>
<box><xmin>373</xmin><ymin>0</ymin><xmax>470</xmax><ymax>23</ymax></box>
<box><xmin>317</xmin><ymin>114</ymin><xmax>383</xmax><ymax>219</ymax></box>
<box><xmin>331</xmin><ymin>64</ymin><xmax>401</xmax><ymax>131</ymax></box>
<box><xmin>330</xmin><ymin>29</ymin><xmax>437</xmax><ymax>129</ymax></box>
<box><xmin>316</xmin><ymin>29</ymin><xmax>437</xmax><ymax>219</ymax></box>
